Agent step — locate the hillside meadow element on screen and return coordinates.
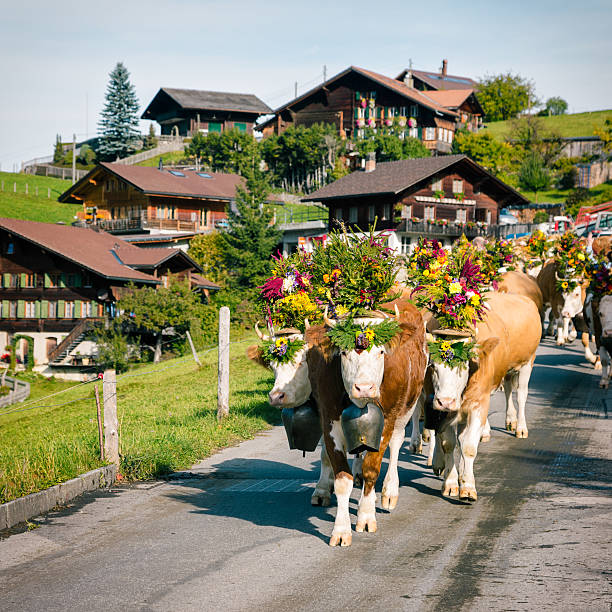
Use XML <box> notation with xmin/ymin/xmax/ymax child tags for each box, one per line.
<box><xmin>0</xmin><ymin>339</ymin><xmax>277</xmax><ymax>504</ymax></box>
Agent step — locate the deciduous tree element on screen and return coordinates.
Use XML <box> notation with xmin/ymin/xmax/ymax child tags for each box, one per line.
<box><xmin>518</xmin><ymin>153</ymin><xmax>550</xmax><ymax>203</ymax></box>
<box><xmin>477</xmin><ymin>73</ymin><xmax>538</xmax><ymax>122</ymax></box>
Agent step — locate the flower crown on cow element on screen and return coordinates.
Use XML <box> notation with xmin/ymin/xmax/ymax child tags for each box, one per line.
<box><xmin>526</xmin><ymin>230</ymin><xmax>550</xmax><ymax>259</ymax></box>
<box><xmin>427</xmin><ymin>334</ymin><xmax>477</xmax><ymax>368</ymax></box>
<box><xmin>405</xmin><ymin>237</ymin><xmax>448</xmax><ymax>288</ymax></box>
<box><xmin>310</xmin><ymin>224</ymin><xmax>402</xmax><ymax>318</ymax></box>
<box><xmin>589</xmin><ymin>259</ymin><xmax>612</xmax><ymax>297</ymax></box>
<box><xmin>553</xmin><ymin>232</ymin><xmax>588</xmax><ymax>293</ymax></box>
<box><xmin>327</xmin><ymin>317</ymin><xmax>401</xmax><ymax>352</ymax></box>
<box><xmin>261</xmin><ymin>335</ymin><xmax>306</xmax><ymax>365</ymax></box>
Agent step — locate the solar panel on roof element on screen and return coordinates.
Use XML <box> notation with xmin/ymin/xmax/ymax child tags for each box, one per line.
<box><xmin>197</xmin><ymin>172</ymin><xmax>212</xmax><ymax>178</ymax></box>
<box><xmin>169</xmin><ymin>170</ymin><xmax>185</xmax><ymax>177</ymax></box>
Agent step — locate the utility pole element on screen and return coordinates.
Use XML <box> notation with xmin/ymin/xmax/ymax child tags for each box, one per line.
<box><xmin>72</xmin><ymin>133</ymin><xmax>76</xmax><ymax>184</ymax></box>
<box><xmin>294</xmin><ymin>81</ymin><xmax>298</xmax><ymax>98</ymax></box>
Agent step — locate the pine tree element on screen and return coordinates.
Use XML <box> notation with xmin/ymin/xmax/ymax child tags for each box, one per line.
<box><xmin>219</xmin><ymin>170</ymin><xmax>281</xmax><ymax>292</ymax></box>
<box><xmin>53</xmin><ymin>134</ymin><xmax>64</xmax><ymax>164</ymax></box>
<box><xmin>97</xmin><ymin>62</ymin><xmax>140</xmax><ymax>161</ymax></box>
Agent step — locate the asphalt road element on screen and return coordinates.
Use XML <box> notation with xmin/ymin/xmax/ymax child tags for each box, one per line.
<box><xmin>1</xmin><ymin>339</ymin><xmax>610</xmax><ymax>612</ymax></box>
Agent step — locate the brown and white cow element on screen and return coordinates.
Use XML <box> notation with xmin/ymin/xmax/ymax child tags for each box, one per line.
<box><xmin>429</xmin><ymin>292</ymin><xmax>541</xmax><ymax>500</ymax></box>
<box><xmin>308</xmin><ymin>297</ymin><xmax>427</xmax><ymax>546</ymax></box>
<box><xmin>498</xmin><ymin>270</ymin><xmax>544</xmax><ymax>316</ymax></box>
<box><xmin>590</xmin><ymin>294</ymin><xmax>612</xmax><ymax>388</ymax></box>
<box><xmin>537</xmin><ymin>261</ymin><xmax>587</xmax><ymax>346</ymax></box>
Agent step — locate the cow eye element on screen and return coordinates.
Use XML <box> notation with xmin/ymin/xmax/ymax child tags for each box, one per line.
<box><xmin>380</xmin><ymin>349</ymin><xmax>385</xmax><ymax>356</ymax></box>
<box><xmin>341</xmin><ymin>350</ymin><xmax>347</xmax><ymax>356</ymax></box>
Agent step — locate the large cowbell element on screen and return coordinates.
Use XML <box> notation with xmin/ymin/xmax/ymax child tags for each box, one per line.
<box><xmin>281</xmin><ymin>401</ymin><xmax>321</xmax><ymax>452</ymax></box>
<box><xmin>341</xmin><ymin>402</ymin><xmax>384</xmax><ymax>455</ymax></box>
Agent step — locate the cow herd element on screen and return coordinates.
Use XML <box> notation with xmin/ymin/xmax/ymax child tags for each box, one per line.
<box><xmin>248</xmin><ymin>230</ymin><xmax>612</xmax><ymax>547</ymax></box>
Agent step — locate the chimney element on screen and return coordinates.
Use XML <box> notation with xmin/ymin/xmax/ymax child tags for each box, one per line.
<box><xmin>403</xmin><ymin>70</ymin><xmax>414</xmax><ymax>88</ymax></box>
<box><xmin>364</xmin><ymin>152</ymin><xmax>376</xmax><ymax>173</ymax></box>
<box><xmin>441</xmin><ymin>59</ymin><xmax>448</xmax><ymax>76</ymax></box>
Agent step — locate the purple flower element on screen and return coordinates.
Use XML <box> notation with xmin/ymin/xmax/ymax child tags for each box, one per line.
<box><xmin>355</xmin><ymin>333</ymin><xmax>370</xmax><ymax>350</ymax></box>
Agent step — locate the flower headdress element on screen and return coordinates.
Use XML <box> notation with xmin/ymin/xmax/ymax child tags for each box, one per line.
<box><xmin>261</xmin><ymin>335</ymin><xmax>306</xmax><ymax>365</ymax></box>
<box><xmin>427</xmin><ymin>335</ymin><xmax>477</xmax><ymax>368</ymax></box>
<box><xmin>327</xmin><ymin>317</ymin><xmax>400</xmax><ymax>352</ymax></box>
<box><xmin>553</xmin><ymin>232</ymin><xmax>588</xmax><ymax>292</ymax></box>
<box><xmin>526</xmin><ymin>230</ymin><xmax>550</xmax><ymax>259</ymax></box>
<box><xmin>589</xmin><ymin>259</ymin><xmax>612</xmax><ymax>297</ymax></box>
<box><xmin>405</xmin><ymin>237</ymin><xmax>448</xmax><ymax>288</ymax></box>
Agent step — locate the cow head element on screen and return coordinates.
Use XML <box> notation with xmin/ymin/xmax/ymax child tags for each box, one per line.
<box><xmin>247</xmin><ymin>322</ymin><xmax>311</xmax><ymax>408</ymax></box>
<box><xmin>598</xmin><ymin>295</ymin><xmax>612</xmax><ymax>339</ymax></box>
<box><xmin>325</xmin><ymin>309</ymin><xmax>400</xmax><ymax>407</ymax></box>
<box><xmin>560</xmin><ymin>284</ymin><xmax>585</xmax><ymax>319</ymax></box>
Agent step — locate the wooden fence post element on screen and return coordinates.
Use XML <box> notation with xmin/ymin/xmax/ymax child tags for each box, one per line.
<box><xmin>217</xmin><ymin>306</ymin><xmax>230</xmax><ymax>420</ymax></box>
<box><xmin>47</xmin><ymin>187</ymin><xmax>50</xmax><ymax>198</ymax></box>
<box><xmin>95</xmin><ymin>384</ymin><xmax>104</xmax><ymax>461</ymax></box>
<box><xmin>103</xmin><ymin>369</ymin><xmax>120</xmax><ymax>466</ymax></box>
<box><xmin>185</xmin><ymin>330</ymin><xmax>201</xmax><ymax>367</ymax></box>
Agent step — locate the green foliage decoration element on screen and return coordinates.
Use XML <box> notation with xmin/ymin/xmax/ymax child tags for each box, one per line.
<box><xmin>260</xmin><ymin>337</ymin><xmax>305</xmax><ymax>364</ymax></box>
<box><xmin>427</xmin><ymin>338</ymin><xmax>476</xmax><ymax>368</ymax></box>
<box><xmin>327</xmin><ymin>318</ymin><xmax>400</xmax><ymax>351</ymax></box>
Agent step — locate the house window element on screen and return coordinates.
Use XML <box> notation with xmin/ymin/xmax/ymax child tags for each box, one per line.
<box><xmin>400</xmin><ymin>236</ymin><xmax>412</xmax><ymax>254</ymax></box>
<box><xmin>24</xmin><ymin>301</ymin><xmax>36</xmax><ymax>318</ymax></box>
<box><xmin>234</xmin><ymin>122</ymin><xmax>247</xmax><ymax>132</ymax></box>
<box><xmin>448</xmin><ymin>130</ymin><xmax>454</xmax><ymax>144</ymax></box>
<box><xmin>425</xmin><ymin>127</ymin><xmax>436</xmax><ymax>141</ymax></box>
<box><xmin>208</xmin><ymin>122</ymin><xmax>222</xmax><ymax>133</ymax></box>
<box><xmin>81</xmin><ymin>301</ymin><xmax>92</xmax><ymax>318</ymax></box>
<box><xmin>431</xmin><ymin>178</ymin><xmax>442</xmax><ymax>191</ymax></box>
<box><xmin>452</xmin><ymin>180</ymin><xmax>464</xmax><ymax>194</ymax></box>
<box><xmin>9</xmin><ymin>301</ymin><xmax>17</xmax><ymax>318</ymax></box>
<box><xmin>456</xmin><ymin>209</ymin><xmax>467</xmax><ymax>223</ymax></box>
<box><xmin>6</xmin><ymin>242</ymin><xmax>14</xmax><ymax>255</ymax></box>
<box><xmin>368</xmin><ymin>205</ymin><xmax>376</xmax><ymax>223</ymax></box>
<box><xmin>349</xmin><ymin>207</ymin><xmax>358</xmax><ymax>223</ymax></box>
<box><xmin>83</xmin><ymin>273</ymin><xmax>92</xmax><ymax>288</ymax></box>
<box><xmin>409</xmin><ymin>127</ymin><xmax>418</xmax><ymax>139</ymax></box>
<box><xmin>48</xmin><ymin>301</ymin><xmax>57</xmax><ymax>318</ymax></box>
<box><xmin>65</xmin><ymin>301</ymin><xmax>75</xmax><ymax>318</ymax></box>
<box><xmin>424</xmin><ymin>206</ymin><xmax>435</xmax><ymax>221</ymax></box>
<box><xmin>387</xmin><ymin>107</ymin><xmax>396</xmax><ymax>118</ymax></box>
<box><xmin>336</xmin><ymin>207</ymin><xmax>343</xmax><ymax>221</ymax></box>
<box><xmin>410</xmin><ymin>104</ymin><xmax>419</xmax><ymax>117</ymax></box>
<box><xmin>399</xmin><ymin>106</ymin><xmax>407</xmax><ymax>116</ymax></box>
<box><xmin>404</xmin><ymin>205</ymin><xmax>412</xmax><ymax>218</ymax></box>
<box><xmin>381</xmin><ymin>204</ymin><xmax>391</xmax><ymax>221</ymax></box>
<box><xmin>11</xmin><ymin>274</ymin><xmax>19</xmax><ymax>288</ymax></box>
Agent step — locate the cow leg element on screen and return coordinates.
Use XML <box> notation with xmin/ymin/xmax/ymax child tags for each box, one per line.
<box><xmin>409</xmin><ymin>399</ymin><xmax>422</xmax><ymax>454</ymax></box>
<box><xmin>422</xmin><ymin>428</ymin><xmax>431</xmax><ymax>443</ymax></box>
<box><xmin>426</xmin><ymin>428</ymin><xmax>435</xmax><ymax>466</ymax></box>
<box><xmin>439</xmin><ymin>423</ymin><xmax>459</xmax><ymax>497</ymax></box>
<box><xmin>432</xmin><ymin>432</ymin><xmax>445</xmax><ymax>475</ymax></box>
<box><xmin>568</xmin><ymin>320</ymin><xmax>577</xmax><ymax>342</ymax></box>
<box><xmin>352</xmin><ymin>452</ymin><xmax>364</xmax><ymax>488</ymax></box>
<box><xmin>599</xmin><ymin>347</ymin><xmax>611</xmax><ymax>389</ymax></box>
<box><xmin>458</xmin><ymin>406</ymin><xmax>485</xmax><ymax>501</ymax></box>
<box><xmin>481</xmin><ymin>417</ymin><xmax>491</xmax><ymax>442</ymax></box>
<box><xmin>515</xmin><ymin>361</ymin><xmax>533</xmax><ymax>438</ymax></box>
<box><xmin>326</xmin><ymin>420</ymin><xmax>353</xmax><ymax>547</ymax></box>
<box><xmin>556</xmin><ymin>316</ymin><xmax>568</xmax><ymax>345</ymax></box>
<box><xmin>312</xmin><ymin>439</ymin><xmax>333</xmax><ymax>507</ymax></box>
<box><xmin>504</xmin><ymin>372</ymin><xmax>518</xmax><ymax>432</ymax></box>
<box><xmin>382</xmin><ymin>407</ymin><xmax>415</xmax><ymax>511</ymax></box>
<box><xmin>582</xmin><ymin>332</ymin><xmax>599</xmax><ymax>365</ymax></box>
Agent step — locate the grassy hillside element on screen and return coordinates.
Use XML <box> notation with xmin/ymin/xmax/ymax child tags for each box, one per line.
<box><xmin>0</xmin><ymin>338</ymin><xmax>277</xmax><ymax>504</ymax></box>
<box><xmin>0</xmin><ymin>172</ymin><xmax>79</xmax><ymax>224</ymax></box>
<box><xmin>483</xmin><ymin>109</ymin><xmax>612</xmax><ymax>140</ymax></box>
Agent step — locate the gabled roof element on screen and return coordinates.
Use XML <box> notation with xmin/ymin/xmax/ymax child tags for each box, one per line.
<box><xmin>0</xmin><ymin>218</ymin><xmax>159</xmax><ymax>284</ymax></box>
<box><xmin>59</xmin><ymin>163</ymin><xmax>244</xmax><ymax>204</ymax></box>
<box><xmin>396</xmin><ymin>69</ymin><xmax>478</xmax><ymax>91</ymax></box>
<box><xmin>191</xmin><ymin>273</ymin><xmax>221</xmax><ymax>291</ymax></box>
<box><xmin>119</xmin><ymin>247</ymin><xmax>203</xmax><ymax>273</ymax></box>
<box><xmin>420</xmin><ymin>89</ymin><xmax>476</xmax><ymax>109</ymax></box>
<box><xmin>142</xmin><ymin>88</ymin><xmax>271</xmax><ymax>119</ymax></box>
<box><xmin>302</xmin><ymin>155</ymin><xmax>528</xmax><ymax>207</ymax></box>
<box><xmin>257</xmin><ymin>65</ymin><xmax>458</xmax><ymax>130</ymax></box>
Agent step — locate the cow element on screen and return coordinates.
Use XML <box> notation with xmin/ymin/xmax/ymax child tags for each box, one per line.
<box><xmin>589</xmin><ymin>294</ymin><xmax>612</xmax><ymax>388</ymax></box>
<box><xmin>310</xmin><ymin>297</ymin><xmax>426</xmax><ymax>546</ymax></box>
<box><xmin>498</xmin><ymin>270</ymin><xmax>544</xmax><ymax>316</ymax></box>
<box><xmin>428</xmin><ymin>292</ymin><xmax>541</xmax><ymax>500</ymax></box>
<box><xmin>536</xmin><ymin>261</ymin><xmax>587</xmax><ymax>347</ymax></box>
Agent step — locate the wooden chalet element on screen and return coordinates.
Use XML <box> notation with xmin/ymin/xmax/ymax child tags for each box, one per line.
<box><xmin>258</xmin><ymin>65</ymin><xmax>483</xmax><ymax>153</ymax></box>
<box><xmin>0</xmin><ymin>218</ymin><xmax>210</xmax><ymax>378</ymax></box>
<box><xmin>59</xmin><ymin>163</ymin><xmax>244</xmax><ymax>235</ymax></box>
<box><xmin>302</xmin><ymin>154</ymin><xmax>529</xmax><ymax>252</ymax></box>
<box><xmin>142</xmin><ymin>88</ymin><xmax>272</xmax><ymax>137</ymax></box>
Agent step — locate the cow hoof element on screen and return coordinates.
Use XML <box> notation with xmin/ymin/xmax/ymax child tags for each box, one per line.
<box><xmin>556</xmin><ymin>340</ymin><xmax>564</xmax><ymax>346</ymax></box>
<box><xmin>515</xmin><ymin>427</ymin><xmax>529</xmax><ymax>439</ymax></box>
<box><xmin>311</xmin><ymin>491</ymin><xmax>331</xmax><ymax>507</ymax></box>
<box><xmin>329</xmin><ymin>530</ymin><xmax>352</xmax><ymax>547</ymax></box>
<box><xmin>480</xmin><ymin>433</ymin><xmax>491</xmax><ymax>443</ymax></box>
<box><xmin>381</xmin><ymin>494</ymin><xmax>398</xmax><ymax>510</ymax></box>
<box><xmin>426</xmin><ymin>457</ymin><xmax>433</xmax><ymax>467</ymax></box>
<box><xmin>442</xmin><ymin>484</ymin><xmax>459</xmax><ymax>497</ymax></box>
<box><xmin>459</xmin><ymin>486</ymin><xmax>477</xmax><ymax>502</ymax></box>
<box><xmin>422</xmin><ymin>430</ymin><xmax>431</xmax><ymax>443</ymax></box>
<box><xmin>433</xmin><ymin>467</ymin><xmax>442</xmax><ymax>477</ymax></box>
<box><xmin>410</xmin><ymin>441</ymin><xmax>423</xmax><ymax>454</ymax></box>
<box><xmin>355</xmin><ymin>517</ymin><xmax>377</xmax><ymax>533</ymax></box>
<box><xmin>594</xmin><ymin>361</ymin><xmax>602</xmax><ymax>371</ymax></box>
<box><xmin>599</xmin><ymin>380</ymin><xmax>609</xmax><ymax>389</ymax></box>
<box><xmin>506</xmin><ymin>420</ymin><xmax>517</xmax><ymax>433</ymax></box>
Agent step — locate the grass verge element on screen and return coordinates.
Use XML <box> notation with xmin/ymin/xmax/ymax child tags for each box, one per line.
<box><xmin>0</xmin><ymin>338</ymin><xmax>276</xmax><ymax>504</ymax></box>
<box><xmin>0</xmin><ymin>172</ymin><xmax>79</xmax><ymax>224</ymax></box>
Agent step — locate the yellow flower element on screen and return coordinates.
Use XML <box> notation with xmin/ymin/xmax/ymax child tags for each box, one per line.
<box><xmin>471</xmin><ymin>294</ymin><xmax>480</xmax><ymax>305</ymax></box>
<box><xmin>577</xmin><ymin>253</ymin><xmax>585</xmax><ymax>261</ymax></box>
<box><xmin>365</xmin><ymin>327</ymin><xmax>375</xmax><ymax>341</ymax></box>
<box><xmin>335</xmin><ymin>305</ymin><xmax>348</xmax><ymax>317</ymax></box>
<box><xmin>449</xmin><ymin>282</ymin><xmax>462</xmax><ymax>294</ymax></box>
<box><xmin>562</xmin><ymin>281</ymin><xmax>568</xmax><ymax>289</ymax></box>
<box><xmin>323</xmin><ymin>273</ymin><xmax>330</xmax><ymax>283</ymax></box>
<box><xmin>411</xmin><ymin>263</ymin><xmax>417</xmax><ymax>270</ymax></box>
<box><xmin>302</xmin><ymin>277</ymin><xmax>310</xmax><ymax>286</ymax></box>
<box><xmin>423</xmin><ymin>269</ymin><xmax>430</xmax><ymax>277</ymax></box>
<box><xmin>275</xmin><ymin>337</ymin><xmax>288</xmax><ymax>347</ymax></box>
<box><xmin>440</xmin><ymin>341</ymin><xmax>451</xmax><ymax>352</ymax></box>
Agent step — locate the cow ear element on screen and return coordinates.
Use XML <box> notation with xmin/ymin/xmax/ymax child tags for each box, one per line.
<box><xmin>475</xmin><ymin>337</ymin><xmax>500</xmax><ymax>361</ymax></box>
<box><xmin>400</xmin><ymin>321</ymin><xmax>417</xmax><ymax>336</ymax></box>
<box><xmin>247</xmin><ymin>345</ymin><xmax>268</xmax><ymax>368</ymax></box>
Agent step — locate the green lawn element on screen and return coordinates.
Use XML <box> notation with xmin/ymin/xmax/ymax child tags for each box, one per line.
<box><xmin>483</xmin><ymin>109</ymin><xmax>612</xmax><ymax>140</ymax></box>
<box><xmin>0</xmin><ymin>338</ymin><xmax>276</xmax><ymax>503</ymax></box>
<box><xmin>0</xmin><ymin>172</ymin><xmax>79</xmax><ymax>224</ymax></box>
<box><xmin>136</xmin><ymin>151</ymin><xmax>189</xmax><ymax>167</ymax></box>
<box><xmin>519</xmin><ymin>180</ymin><xmax>612</xmax><ymax>206</ymax></box>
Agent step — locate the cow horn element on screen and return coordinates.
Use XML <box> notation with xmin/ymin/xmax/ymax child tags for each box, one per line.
<box><xmin>394</xmin><ymin>304</ymin><xmax>400</xmax><ymax>319</ymax></box>
<box><xmin>304</xmin><ymin>318</ymin><xmax>310</xmax><ymax>330</ymax></box>
<box><xmin>323</xmin><ymin>305</ymin><xmax>337</xmax><ymax>327</ymax></box>
<box><xmin>255</xmin><ymin>321</ymin><xmax>269</xmax><ymax>341</ymax></box>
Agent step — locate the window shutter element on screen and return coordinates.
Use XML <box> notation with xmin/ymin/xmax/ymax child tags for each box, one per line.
<box><xmin>60</xmin><ymin>274</ymin><xmax>67</xmax><ymax>288</ymax></box>
<box><xmin>44</xmin><ymin>273</ymin><xmax>51</xmax><ymax>288</ymax></box>
<box><xmin>35</xmin><ymin>301</ymin><xmax>41</xmax><ymax>318</ymax></box>
<box><xmin>73</xmin><ymin>274</ymin><xmax>82</xmax><ymax>288</ymax></box>
<box><xmin>1</xmin><ymin>300</ymin><xmax>8</xmax><ymax>318</ymax></box>
<box><xmin>17</xmin><ymin>300</ymin><xmax>25</xmax><ymax>318</ymax></box>
<box><xmin>2</xmin><ymin>273</ymin><xmax>9</xmax><ymax>288</ymax></box>
<box><xmin>20</xmin><ymin>273</ymin><xmax>26</xmax><ymax>288</ymax></box>
<box><xmin>58</xmin><ymin>300</ymin><xmax>65</xmax><ymax>318</ymax></box>
<box><xmin>75</xmin><ymin>300</ymin><xmax>82</xmax><ymax>317</ymax></box>
<box><xmin>41</xmin><ymin>300</ymin><xmax>49</xmax><ymax>318</ymax></box>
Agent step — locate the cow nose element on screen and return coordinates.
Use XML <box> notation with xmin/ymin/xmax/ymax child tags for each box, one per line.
<box><xmin>268</xmin><ymin>391</ymin><xmax>285</xmax><ymax>406</ymax></box>
<box><xmin>434</xmin><ymin>396</ymin><xmax>456</xmax><ymax>411</ymax></box>
<box><xmin>353</xmin><ymin>383</ymin><xmax>376</xmax><ymax>398</ymax></box>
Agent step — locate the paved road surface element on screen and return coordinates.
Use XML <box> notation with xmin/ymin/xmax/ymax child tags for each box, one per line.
<box><xmin>1</xmin><ymin>339</ymin><xmax>610</xmax><ymax>611</ymax></box>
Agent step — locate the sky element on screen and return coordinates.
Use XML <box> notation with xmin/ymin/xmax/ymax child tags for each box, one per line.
<box><xmin>0</xmin><ymin>0</ymin><xmax>610</xmax><ymax>170</ymax></box>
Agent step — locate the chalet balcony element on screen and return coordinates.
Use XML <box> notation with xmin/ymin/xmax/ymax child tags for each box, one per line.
<box><xmin>88</xmin><ymin>211</ymin><xmax>228</xmax><ymax>235</ymax></box>
<box><xmin>398</xmin><ymin>218</ymin><xmax>489</xmax><ymax>238</ymax></box>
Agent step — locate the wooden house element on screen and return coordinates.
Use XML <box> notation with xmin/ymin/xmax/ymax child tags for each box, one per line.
<box><xmin>142</xmin><ymin>88</ymin><xmax>272</xmax><ymax>137</ymax></box>
<box><xmin>0</xmin><ymin>218</ymin><xmax>209</xmax><ymax>379</ymax></box>
<box><xmin>258</xmin><ymin>65</ymin><xmax>482</xmax><ymax>154</ymax></box>
<box><xmin>59</xmin><ymin>163</ymin><xmax>244</xmax><ymax>235</ymax></box>
<box><xmin>302</xmin><ymin>154</ymin><xmax>528</xmax><ymax>252</ymax></box>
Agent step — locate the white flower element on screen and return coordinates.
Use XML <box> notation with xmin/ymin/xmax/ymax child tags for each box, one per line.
<box><xmin>465</xmin><ymin>291</ymin><xmax>475</xmax><ymax>299</ymax></box>
<box><xmin>283</xmin><ymin>275</ymin><xmax>296</xmax><ymax>293</ymax></box>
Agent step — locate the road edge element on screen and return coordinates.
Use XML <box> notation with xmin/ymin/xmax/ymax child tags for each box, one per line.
<box><xmin>0</xmin><ymin>464</ymin><xmax>117</xmax><ymax>530</ymax></box>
